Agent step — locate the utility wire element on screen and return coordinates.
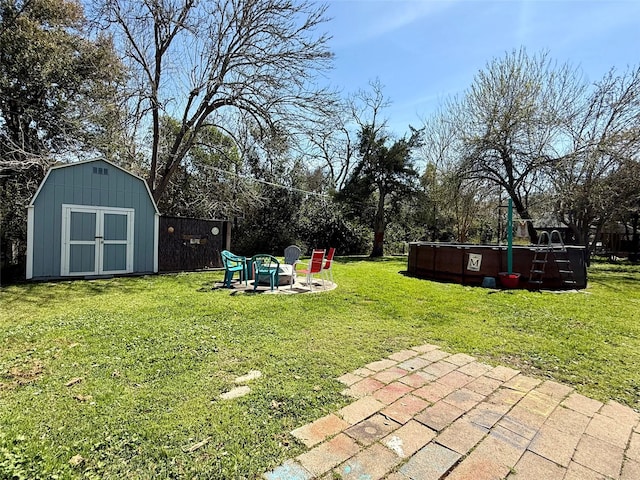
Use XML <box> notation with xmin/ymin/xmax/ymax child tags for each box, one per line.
<box><xmin>206</xmin><ymin>165</ymin><xmax>330</xmax><ymax>198</ymax></box>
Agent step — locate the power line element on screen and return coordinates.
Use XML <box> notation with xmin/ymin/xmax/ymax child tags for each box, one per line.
<box><xmin>205</xmin><ymin>165</ymin><xmax>330</xmax><ymax>198</ymax></box>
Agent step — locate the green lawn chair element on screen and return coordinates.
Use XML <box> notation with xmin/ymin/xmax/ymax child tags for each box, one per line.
<box><xmin>252</xmin><ymin>254</ymin><xmax>280</xmax><ymax>291</ymax></box>
<box><xmin>220</xmin><ymin>250</ymin><xmax>247</xmax><ymax>288</ymax></box>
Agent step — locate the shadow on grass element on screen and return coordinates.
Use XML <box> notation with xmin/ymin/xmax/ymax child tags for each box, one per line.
<box><xmin>332</xmin><ymin>255</ymin><xmax>406</xmax><ymax>264</ymax></box>
<box><xmin>0</xmin><ymin>275</ymin><xmax>159</xmax><ymax>307</ymax></box>
<box><xmin>198</xmin><ymin>284</ymin><xmax>277</xmax><ymax>295</ymax></box>
<box><xmin>589</xmin><ymin>259</ymin><xmax>640</xmax><ymax>274</ymax></box>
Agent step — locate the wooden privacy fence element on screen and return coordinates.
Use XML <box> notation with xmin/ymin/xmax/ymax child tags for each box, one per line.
<box><xmin>158</xmin><ymin>216</ymin><xmax>230</xmax><ymax>272</ymax></box>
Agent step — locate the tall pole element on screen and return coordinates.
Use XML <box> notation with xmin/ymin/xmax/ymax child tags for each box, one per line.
<box><xmin>507</xmin><ymin>198</ymin><xmax>513</xmax><ymax>274</ymax></box>
<box><xmin>497</xmin><ymin>190</ymin><xmax>502</xmax><ymax>246</ymax></box>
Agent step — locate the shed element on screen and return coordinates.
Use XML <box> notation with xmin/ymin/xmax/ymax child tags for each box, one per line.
<box><xmin>26</xmin><ymin>159</ymin><xmax>159</xmax><ymax>280</ymax></box>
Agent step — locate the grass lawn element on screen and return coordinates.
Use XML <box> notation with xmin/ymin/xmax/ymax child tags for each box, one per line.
<box><xmin>1</xmin><ymin>257</ymin><xmax>639</xmax><ymax>479</ymax></box>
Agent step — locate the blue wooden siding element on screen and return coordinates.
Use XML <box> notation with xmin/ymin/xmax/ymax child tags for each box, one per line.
<box><xmin>103</xmin><ymin>244</ymin><xmax>127</xmax><ymax>271</ymax></box>
<box><xmin>69</xmin><ymin>244</ymin><xmax>95</xmax><ymax>273</ymax></box>
<box><xmin>30</xmin><ymin>160</ymin><xmax>157</xmax><ymax>278</ymax></box>
<box><xmin>104</xmin><ymin>213</ymin><xmax>127</xmax><ymax>241</ymax></box>
<box><xmin>70</xmin><ymin>211</ymin><xmax>96</xmax><ymax>241</ymax></box>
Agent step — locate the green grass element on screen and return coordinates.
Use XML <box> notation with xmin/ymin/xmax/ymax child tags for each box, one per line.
<box><xmin>1</xmin><ymin>258</ymin><xmax>639</xmax><ymax>478</ymax></box>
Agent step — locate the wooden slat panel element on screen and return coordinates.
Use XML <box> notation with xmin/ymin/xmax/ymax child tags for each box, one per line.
<box><xmin>158</xmin><ymin>216</ymin><xmax>226</xmax><ymax>272</ymax></box>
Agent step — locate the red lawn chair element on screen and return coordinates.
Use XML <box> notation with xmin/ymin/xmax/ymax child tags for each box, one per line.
<box><xmin>297</xmin><ymin>249</ymin><xmax>325</xmax><ymax>291</ymax></box>
<box><xmin>321</xmin><ymin>247</ymin><xmax>336</xmax><ymax>284</ymax></box>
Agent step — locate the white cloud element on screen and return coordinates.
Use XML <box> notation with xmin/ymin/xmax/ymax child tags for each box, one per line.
<box><xmin>329</xmin><ymin>0</ymin><xmax>458</xmax><ymax>48</ymax></box>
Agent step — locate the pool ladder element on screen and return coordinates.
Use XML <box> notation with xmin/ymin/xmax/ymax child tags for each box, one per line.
<box><xmin>529</xmin><ymin>230</ymin><xmax>577</xmax><ymax>288</ymax></box>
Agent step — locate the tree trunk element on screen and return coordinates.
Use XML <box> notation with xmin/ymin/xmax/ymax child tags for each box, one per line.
<box><xmin>630</xmin><ymin>214</ymin><xmax>639</xmax><ymax>262</ymax></box>
<box><xmin>371</xmin><ymin>231</ymin><xmax>384</xmax><ymax>257</ymax></box>
<box><xmin>508</xmin><ymin>193</ymin><xmax>538</xmax><ymax>244</ymax></box>
<box><xmin>371</xmin><ymin>191</ymin><xmax>386</xmax><ymax>257</ymax></box>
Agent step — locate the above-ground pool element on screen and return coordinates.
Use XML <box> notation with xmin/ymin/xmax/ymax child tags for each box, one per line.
<box><xmin>407</xmin><ymin>242</ymin><xmax>588</xmax><ymax>289</ymax></box>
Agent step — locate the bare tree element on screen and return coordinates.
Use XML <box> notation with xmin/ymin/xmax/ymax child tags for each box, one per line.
<box><xmin>552</xmin><ymin>66</ymin><xmax>640</xmax><ymax>248</ymax></box>
<box><xmin>299</xmin><ymin>103</ymin><xmax>354</xmax><ymax>192</ymax></box>
<box><xmin>443</xmin><ymin>49</ymin><xmax>586</xmax><ymax>241</ymax></box>
<box><xmin>94</xmin><ymin>0</ymin><xmax>334</xmax><ymax>202</ymax></box>
<box><xmin>335</xmin><ymin>81</ymin><xmax>421</xmax><ymax>257</ymax></box>
<box><xmin>423</xmin><ymin>49</ymin><xmax>640</xmax><ymax>251</ymax></box>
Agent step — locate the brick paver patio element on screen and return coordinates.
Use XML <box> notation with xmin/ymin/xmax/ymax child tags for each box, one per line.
<box><xmin>264</xmin><ymin>344</ymin><xmax>640</xmax><ymax>480</ymax></box>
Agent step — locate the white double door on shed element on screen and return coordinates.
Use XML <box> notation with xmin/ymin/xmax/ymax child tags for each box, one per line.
<box><xmin>61</xmin><ymin>205</ymin><xmax>134</xmax><ymax>276</ymax></box>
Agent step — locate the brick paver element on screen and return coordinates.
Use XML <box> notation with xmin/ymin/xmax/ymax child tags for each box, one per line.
<box><xmin>485</xmin><ymin>365</ymin><xmax>520</xmax><ymax>382</ymax></box>
<box><xmin>352</xmin><ymin>366</ymin><xmax>375</xmax><ymax>377</ymax></box>
<box><xmin>381</xmin><ymin>394</ymin><xmax>430</xmax><ymax>424</ymax></box>
<box><xmin>473</xmin><ymin>424</ymin><xmax>529</xmax><ymax>469</ymax></box>
<box><xmin>399</xmin><ymin>371</ymin><xmax>435</xmax><ymax>388</ymax></box>
<box><xmin>445</xmin><ymin>353</ymin><xmax>476</xmax><ymax>366</ymax></box>
<box><xmin>264</xmin><ymin>460</ymin><xmax>312</xmax><ymax>480</ymax></box>
<box><xmin>382</xmin><ymin>420</ymin><xmax>436</xmax><ymax>458</ymax></box>
<box><xmin>365</xmin><ymin>358</ymin><xmax>397</xmax><ymax>372</ymax></box>
<box><xmin>384</xmin><ymin>473</ymin><xmax>410</xmax><ymax>480</ymax></box>
<box><xmin>517</xmin><ymin>390</ymin><xmax>560</xmax><ymax>417</ymax></box>
<box><xmin>411</xmin><ymin>343</ymin><xmax>440</xmax><ymax>354</ymax></box>
<box><xmin>343</xmin><ymin>377</ymin><xmax>385</xmax><ymax>398</ymax></box>
<box><xmin>374</xmin><ymin>367</ymin><xmax>409</xmax><ymax>384</ymax></box>
<box><xmin>398</xmin><ymin>443</ymin><xmax>461</xmax><ymax>480</ymax></box>
<box><xmin>414</xmin><ymin>400</ymin><xmax>465</xmax><ymax>432</ymax></box>
<box><xmin>600</xmin><ymin>400</ymin><xmax>639</xmax><ymax>425</ymax></box>
<box><xmin>621</xmin><ymin>458</ymin><xmax>640</xmax><ymax>480</ymax></box>
<box><xmin>561</xmin><ymin>391</ymin><xmax>603</xmax><ymax>417</ymax></box>
<box><xmin>528</xmin><ymin>424</ymin><xmax>580</xmax><ymax>467</ymax></box>
<box><xmin>534</xmin><ymin>380</ymin><xmax>574</xmax><ymax>400</ymax></box>
<box><xmin>486</xmin><ymin>387</ymin><xmax>526</xmax><ymax>407</ymax></box>
<box><xmin>497</xmin><ymin>409</ymin><xmax>545</xmax><ymax>440</ymax></box>
<box><xmin>420</xmin><ymin>349</ymin><xmax>450</xmax><ymax>362</ymax></box>
<box><xmin>442</xmin><ymin>388</ymin><xmax>485</xmax><ymax>412</ymax></box>
<box><xmin>438</xmin><ymin>371</ymin><xmax>474</xmax><ymax>389</ymax></box>
<box><xmin>344</xmin><ymin>413</ymin><xmax>400</xmax><ymax>446</ymax></box>
<box><xmin>373</xmin><ymin>381</ymin><xmax>414</xmax><ymax>405</ymax></box>
<box><xmin>444</xmin><ymin>451</ymin><xmax>511</xmax><ymax>480</ymax></box>
<box><xmin>388</xmin><ymin>349</ymin><xmax>419</xmax><ymax>362</ymax></box>
<box><xmin>423</xmin><ymin>360</ymin><xmax>457</xmax><ymax>378</ymax></box>
<box><xmin>291</xmin><ymin>413</ymin><xmax>350</xmax><ymax>447</ymax></box>
<box><xmin>435</xmin><ymin>418</ymin><xmax>488</xmax><ymax>455</ymax></box>
<box><xmin>334</xmin><ymin>443</ymin><xmax>400</xmax><ymax>480</ymax></box>
<box><xmin>503</xmin><ymin>374</ymin><xmax>541</xmax><ymax>393</ymax></box>
<box><xmin>543</xmin><ymin>404</ymin><xmax>590</xmax><ymax>434</ymax></box>
<box><xmin>296</xmin><ymin>434</ymin><xmax>360</xmax><ymax>477</ymax></box>
<box><xmin>465</xmin><ymin>375</ymin><xmax>503</xmax><ymax>396</ymax></box>
<box><xmin>412</xmin><ymin>381</ymin><xmax>457</xmax><ymax>403</ymax></box>
<box><xmin>337</xmin><ymin>396</ymin><xmax>385</xmax><ymax>425</ymax></box>
<box><xmin>337</xmin><ymin>372</ymin><xmax>361</xmax><ymax>386</ymax></box>
<box><xmin>398</xmin><ymin>356</ymin><xmax>431</xmax><ymax>372</ymax></box>
<box><xmin>586</xmin><ymin>412</ymin><xmax>633</xmax><ymax>449</ymax></box>
<box><xmin>466</xmin><ymin>402</ymin><xmax>508</xmax><ymax>429</ymax></box>
<box><xmin>573</xmin><ymin>434</ymin><xmax>625</xmax><ymax>478</ymax></box>
<box><xmin>508</xmin><ymin>450</ymin><xmax>566</xmax><ymax>479</ymax></box>
<box><xmin>264</xmin><ymin>344</ymin><xmax>640</xmax><ymax>480</ymax></box>
<box><xmin>626</xmin><ymin>431</ymin><xmax>640</xmax><ymax>461</ymax></box>
<box><xmin>563</xmin><ymin>461</ymin><xmax>607</xmax><ymax>480</ymax></box>
<box><xmin>457</xmin><ymin>360</ymin><xmax>493</xmax><ymax>377</ymax></box>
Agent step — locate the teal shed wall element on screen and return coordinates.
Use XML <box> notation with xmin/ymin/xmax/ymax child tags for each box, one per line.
<box><xmin>29</xmin><ymin>160</ymin><xmax>157</xmax><ymax>279</ymax></box>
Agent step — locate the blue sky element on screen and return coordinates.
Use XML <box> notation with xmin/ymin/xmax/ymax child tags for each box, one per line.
<box><xmin>323</xmin><ymin>0</ymin><xmax>640</xmax><ymax>136</ymax></box>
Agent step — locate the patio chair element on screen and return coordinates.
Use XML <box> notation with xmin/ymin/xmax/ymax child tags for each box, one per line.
<box><xmin>297</xmin><ymin>249</ymin><xmax>325</xmax><ymax>292</ymax></box>
<box><xmin>220</xmin><ymin>250</ymin><xmax>248</xmax><ymax>288</ymax></box>
<box><xmin>252</xmin><ymin>254</ymin><xmax>280</xmax><ymax>291</ymax></box>
<box><xmin>284</xmin><ymin>245</ymin><xmax>302</xmax><ymax>266</ymax></box>
<box><xmin>321</xmin><ymin>247</ymin><xmax>336</xmax><ymax>284</ymax></box>
<box><xmin>283</xmin><ymin>245</ymin><xmax>302</xmax><ymax>288</ymax></box>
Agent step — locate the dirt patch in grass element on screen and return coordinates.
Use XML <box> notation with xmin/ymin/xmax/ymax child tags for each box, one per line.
<box><xmin>2</xmin><ymin>359</ymin><xmax>44</xmax><ymax>389</ymax></box>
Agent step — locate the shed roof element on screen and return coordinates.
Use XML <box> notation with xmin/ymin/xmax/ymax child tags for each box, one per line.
<box><xmin>29</xmin><ymin>158</ymin><xmax>159</xmax><ymax>214</ymax></box>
